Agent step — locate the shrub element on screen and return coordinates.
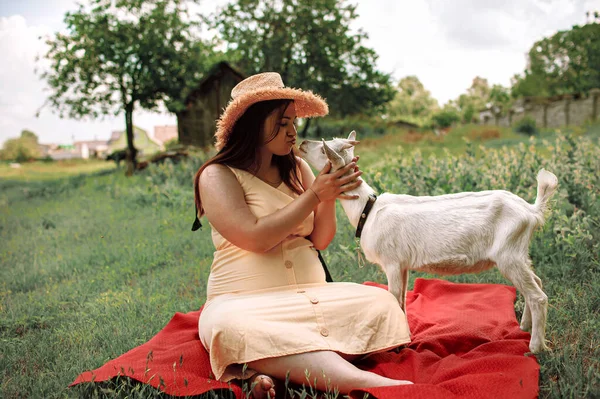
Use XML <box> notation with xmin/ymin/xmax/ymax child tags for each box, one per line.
<box><xmin>431</xmin><ymin>109</ymin><xmax>460</xmax><ymax>128</ymax></box>
<box><xmin>514</xmin><ymin>116</ymin><xmax>538</xmax><ymax>136</ymax></box>
<box><xmin>164</xmin><ymin>138</ymin><xmax>180</xmax><ymax>150</ymax></box>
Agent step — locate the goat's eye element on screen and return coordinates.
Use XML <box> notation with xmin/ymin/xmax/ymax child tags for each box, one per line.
<box><xmin>320</xmin><ymin>148</ymin><xmax>325</xmax><ymax>154</ymax></box>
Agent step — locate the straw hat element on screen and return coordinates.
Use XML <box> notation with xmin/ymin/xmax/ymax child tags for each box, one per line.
<box><xmin>214</xmin><ymin>72</ymin><xmax>329</xmax><ymax>150</ymax></box>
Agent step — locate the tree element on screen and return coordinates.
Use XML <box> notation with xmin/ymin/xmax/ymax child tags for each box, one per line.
<box><xmin>455</xmin><ymin>76</ymin><xmax>490</xmax><ymax>123</ymax></box>
<box><xmin>431</xmin><ymin>105</ymin><xmax>460</xmax><ymax>129</ymax></box>
<box><xmin>210</xmin><ymin>0</ymin><xmax>395</xmax><ymax>136</ymax></box>
<box><xmin>0</xmin><ymin>130</ymin><xmax>41</xmax><ymax>162</ymax></box>
<box><xmin>511</xmin><ymin>21</ymin><xmax>600</xmax><ymax>98</ymax></box>
<box><xmin>488</xmin><ymin>84</ymin><xmax>511</xmax><ymax>120</ymax></box>
<box><xmin>39</xmin><ymin>0</ymin><xmax>214</xmax><ymax>175</ymax></box>
<box><xmin>386</xmin><ymin>76</ymin><xmax>439</xmax><ymax>125</ymax></box>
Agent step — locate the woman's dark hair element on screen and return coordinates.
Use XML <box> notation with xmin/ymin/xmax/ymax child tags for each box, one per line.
<box><xmin>193</xmin><ymin>99</ymin><xmax>303</xmax><ymax>218</ymax></box>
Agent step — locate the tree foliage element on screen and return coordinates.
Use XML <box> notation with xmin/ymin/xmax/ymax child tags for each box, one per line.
<box><xmin>0</xmin><ymin>130</ymin><xmax>41</xmax><ymax>162</ymax></box>
<box><xmin>488</xmin><ymin>84</ymin><xmax>511</xmax><ymax>112</ymax></box>
<box><xmin>431</xmin><ymin>106</ymin><xmax>460</xmax><ymax>129</ymax></box>
<box><xmin>39</xmin><ymin>0</ymin><xmax>214</xmax><ymax>174</ymax></box>
<box><xmin>211</xmin><ymin>0</ymin><xmax>395</xmax><ymax>122</ymax></box>
<box><xmin>511</xmin><ymin>21</ymin><xmax>600</xmax><ymax>98</ymax></box>
<box><xmin>455</xmin><ymin>76</ymin><xmax>490</xmax><ymax>123</ymax></box>
<box><xmin>386</xmin><ymin>76</ymin><xmax>439</xmax><ymax>126</ymax></box>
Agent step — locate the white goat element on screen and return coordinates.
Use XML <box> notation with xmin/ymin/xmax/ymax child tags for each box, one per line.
<box><xmin>299</xmin><ymin>131</ymin><xmax>558</xmax><ymax>353</ymax></box>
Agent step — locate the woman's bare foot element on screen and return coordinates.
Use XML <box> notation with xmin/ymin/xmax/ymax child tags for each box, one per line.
<box><xmin>248</xmin><ymin>373</ymin><xmax>276</xmax><ymax>399</ymax></box>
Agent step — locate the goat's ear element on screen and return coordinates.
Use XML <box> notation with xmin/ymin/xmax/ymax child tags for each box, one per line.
<box><xmin>341</xmin><ymin>141</ymin><xmax>359</xmax><ymax>150</ymax></box>
<box><xmin>322</xmin><ymin>139</ymin><xmax>345</xmax><ymax>169</ymax></box>
<box><xmin>348</xmin><ymin>130</ymin><xmax>357</xmax><ymax>141</ymax></box>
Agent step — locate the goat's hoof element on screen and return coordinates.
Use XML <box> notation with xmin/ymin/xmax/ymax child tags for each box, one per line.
<box><xmin>520</xmin><ymin>323</ymin><xmax>532</xmax><ymax>332</ymax></box>
<box><xmin>529</xmin><ymin>342</ymin><xmax>550</xmax><ymax>353</ymax></box>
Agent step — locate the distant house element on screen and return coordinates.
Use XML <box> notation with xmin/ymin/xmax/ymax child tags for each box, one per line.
<box><xmin>38</xmin><ymin>143</ymin><xmax>81</xmax><ymax>160</ymax></box>
<box><xmin>107</xmin><ymin>126</ymin><xmax>164</xmax><ymax>155</ymax></box>
<box><xmin>38</xmin><ymin>143</ymin><xmax>53</xmax><ymax>157</ymax></box>
<box><xmin>177</xmin><ymin>61</ymin><xmax>245</xmax><ymax>147</ymax></box>
<box><xmin>478</xmin><ymin>108</ymin><xmax>494</xmax><ymax>125</ymax></box>
<box><xmin>154</xmin><ymin>125</ymin><xmax>178</xmax><ymax>144</ymax></box>
<box><xmin>74</xmin><ymin>140</ymin><xmax>109</xmax><ymax>159</ymax></box>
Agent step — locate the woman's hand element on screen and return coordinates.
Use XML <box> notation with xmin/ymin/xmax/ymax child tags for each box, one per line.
<box><xmin>309</xmin><ymin>156</ymin><xmax>363</xmax><ymax>202</ymax></box>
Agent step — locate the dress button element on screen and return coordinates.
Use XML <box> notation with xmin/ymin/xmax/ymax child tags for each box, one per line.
<box><xmin>320</xmin><ymin>328</ymin><xmax>329</xmax><ymax>337</ymax></box>
<box><xmin>310</xmin><ymin>297</ymin><xmax>319</xmax><ymax>304</ymax></box>
<box><xmin>285</xmin><ymin>260</ymin><xmax>293</xmax><ymax>269</ymax></box>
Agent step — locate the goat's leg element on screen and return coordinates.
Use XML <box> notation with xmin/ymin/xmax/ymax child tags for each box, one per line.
<box><xmin>386</xmin><ymin>266</ymin><xmax>412</xmax><ymax>335</ymax></box>
<box><xmin>400</xmin><ymin>268</ymin><xmax>411</xmax><ymax>336</ymax></box>
<box><xmin>386</xmin><ymin>266</ymin><xmax>403</xmax><ymax>309</ymax></box>
<box><xmin>520</xmin><ymin>298</ymin><xmax>532</xmax><ymax>332</ymax></box>
<box><xmin>400</xmin><ymin>269</ymin><xmax>409</xmax><ymax>314</ymax></box>
<box><xmin>385</xmin><ymin>264</ymin><xmax>410</xmax><ymax>335</ymax></box>
<box><xmin>520</xmin><ymin>274</ymin><xmax>542</xmax><ymax>331</ymax></box>
<box><xmin>500</xmin><ymin>262</ymin><xmax>549</xmax><ymax>353</ymax></box>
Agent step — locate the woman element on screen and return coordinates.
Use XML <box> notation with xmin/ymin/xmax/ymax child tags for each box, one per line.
<box><xmin>194</xmin><ymin>72</ymin><xmax>412</xmax><ymax>398</ymax></box>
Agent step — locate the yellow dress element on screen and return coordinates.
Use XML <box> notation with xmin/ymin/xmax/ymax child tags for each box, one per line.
<box><xmin>198</xmin><ymin>166</ymin><xmax>411</xmax><ymax>381</ymax></box>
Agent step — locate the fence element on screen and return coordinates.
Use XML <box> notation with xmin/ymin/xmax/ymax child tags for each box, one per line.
<box><xmin>480</xmin><ymin>88</ymin><xmax>600</xmax><ymax>128</ymax></box>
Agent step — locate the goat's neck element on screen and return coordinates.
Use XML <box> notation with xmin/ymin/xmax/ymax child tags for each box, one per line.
<box><xmin>338</xmin><ymin>177</ymin><xmax>377</xmax><ymax>229</ymax></box>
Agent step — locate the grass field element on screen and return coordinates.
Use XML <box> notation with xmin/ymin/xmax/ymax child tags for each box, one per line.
<box><xmin>0</xmin><ymin>124</ymin><xmax>598</xmax><ymax>398</ymax></box>
<box><xmin>0</xmin><ymin>159</ymin><xmax>114</xmax><ymax>181</ymax></box>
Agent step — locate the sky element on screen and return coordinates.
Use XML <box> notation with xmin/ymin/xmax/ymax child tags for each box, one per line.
<box><xmin>0</xmin><ymin>0</ymin><xmax>599</xmax><ymax>146</ymax></box>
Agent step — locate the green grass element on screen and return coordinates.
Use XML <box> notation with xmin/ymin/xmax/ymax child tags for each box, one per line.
<box><xmin>0</xmin><ymin>159</ymin><xmax>115</xmax><ymax>181</ymax></box>
<box><xmin>1</xmin><ymin>124</ymin><xmax>599</xmax><ymax>398</ymax></box>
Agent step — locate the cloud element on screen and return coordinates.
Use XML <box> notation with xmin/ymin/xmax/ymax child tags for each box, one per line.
<box><xmin>425</xmin><ymin>0</ymin><xmax>597</xmax><ymax>51</ymax></box>
<box><xmin>2</xmin><ymin>0</ymin><xmax>600</xmax><ymax>146</ymax></box>
<box><xmin>0</xmin><ymin>16</ymin><xmax>51</xmax><ymax>140</ymax></box>
<box><xmin>0</xmin><ymin>13</ymin><xmax>175</xmax><ymax>147</ymax></box>
<box><xmin>355</xmin><ymin>0</ymin><xmax>600</xmax><ymax>105</ymax></box>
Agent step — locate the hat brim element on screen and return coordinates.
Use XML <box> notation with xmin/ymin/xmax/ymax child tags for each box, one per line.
<box><xmin>215</xmin><ymin>87</ymin><xmax>328</xmax><ymax>150</ymax></box>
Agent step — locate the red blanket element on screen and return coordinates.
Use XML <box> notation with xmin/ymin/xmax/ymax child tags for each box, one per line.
<box><xmin>70</xmin><ymin>278</ymin><xmax>539</xmax><ymax>398</ymax></box>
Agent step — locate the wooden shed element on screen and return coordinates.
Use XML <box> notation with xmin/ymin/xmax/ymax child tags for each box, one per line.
<box><xmin>177</xmin><ymin>62</ymin><xmax>245</xmax><ymax>147</ymax></box>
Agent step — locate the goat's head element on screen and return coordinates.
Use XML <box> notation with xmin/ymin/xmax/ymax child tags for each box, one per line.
<box><xmin>298</xmin><ymin>131</ymin><xmax>360</xmax><ymax>171</ymax></box>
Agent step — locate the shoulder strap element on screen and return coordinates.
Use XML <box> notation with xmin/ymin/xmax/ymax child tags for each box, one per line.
<box><xmin>191</xmin><ymin>205</ymin><xmax>202</xmax><ymax>231</ymax></box>
<box><xmin>317</xmin><ymin>249</ymin><xmax>333</xmax><ymax>282</ymax></box>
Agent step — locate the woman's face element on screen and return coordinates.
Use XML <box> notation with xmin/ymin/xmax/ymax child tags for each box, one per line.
<box><xmin>262</xmin><ymin>102</ymin><xmax>297</xmax><ymax>156</ymax></box>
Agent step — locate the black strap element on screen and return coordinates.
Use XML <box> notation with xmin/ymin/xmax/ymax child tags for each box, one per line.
<box><xmin>317</xmin><ymin>249</ymin><xmax>333</xmax><ymax>283</ymax></box>
<box><xmin>192</xmin><ymin>205</ymin><xmax>333</xmax><ymax>282</ymax></box>
<box><xmin>191</xmin><ymin>205</ymin><xmax>202</xmax><ymax>231</ymax></box>
<box><xmin>355</xmin><ymin>194</ymin><xmax>378</xmax><ymax>238</ymax></box>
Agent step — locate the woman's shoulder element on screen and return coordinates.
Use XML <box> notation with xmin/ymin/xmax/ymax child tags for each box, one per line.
<box><xmin>295</xmin><ymin>156</ymin><xmax>308</xmax><ymax>166</ymax></box>
<box><xmin>199</xmin><ymin>164</ymin><xmax>240</xmax><ymax>186</ymax></box>
<box><xmin>295</xmin><ymin>157</ymin><xmax>313</xmax><ymax>183</ymax></box>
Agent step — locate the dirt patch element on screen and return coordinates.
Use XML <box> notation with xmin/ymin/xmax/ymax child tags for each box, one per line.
<box><xmin>402</xmin><ymin>130</ymin><xmax>444</xmax><ymax>143</ymax></box>
<box><xmin>468</xmin><ymin>128</ymin><xmax>500</xmax><ymax>141</ymax></box>
<box><xmin>403</xmin><ymin>130</ymin><xmax>425</xmax><ymax>143</ymax></box>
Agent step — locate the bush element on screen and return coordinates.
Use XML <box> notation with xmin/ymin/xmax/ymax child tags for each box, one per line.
<box><xmin>514</xmin><ymin>116</ymin><xmax>538</xmax><ymax>136</ymax></box>
<box><xmin>164</xmin><ymin>138</ymin><xmax>180</xmax><ymax>150</ymax></box>
<box><xmin>0</xmin><ymin>133</ymin><xmax>41</xmax><ymax>161</ymax></box>
<box><xmin>431</xmin><ymin>109</ymin><xmax>460</xmax><ymax>128</ymax></box>
<box><xmin>302</xmin><ymin>117</ymin><xmax>387</xmax><ymax>138</ymax></box>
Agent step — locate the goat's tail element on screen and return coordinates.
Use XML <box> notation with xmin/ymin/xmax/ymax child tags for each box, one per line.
<box><xmin>533</xmin><ymin>169</ymin><xmax>558</xmax><ymax>221</ymax></box>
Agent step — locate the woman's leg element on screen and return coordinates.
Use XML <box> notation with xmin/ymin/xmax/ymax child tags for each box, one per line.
<box><xmin>248</xmin><ymin>350</ymin><xmax>412</xmax><ymax>395</ymax></box>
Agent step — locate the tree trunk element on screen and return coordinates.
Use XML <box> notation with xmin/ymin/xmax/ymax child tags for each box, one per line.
<box><xmin>300</xmin><ymin>118</ymin><xmax>311</xmax><ymax>138</ymax></box>
<box><xmin>176</xmin><ymin>112</ymin><xmax>185</xmax><ymax>145</ymax></box>
<box><xmin>124</xmin><ymin>103</ymin><xmax>138</xmax><ymax>176</ymax></box>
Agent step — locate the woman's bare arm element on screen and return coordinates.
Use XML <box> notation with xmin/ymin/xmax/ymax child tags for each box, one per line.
<box><xmin>298</xmin><ymin>157</ymin><xmax>362</xmax><ymax>250</ymax></box>
<box><xmin>200</xmin><ymin>160</ymin><xmax>361</xmax><ymax>252</ymax></box>
<box><xmin>298</xmin><ymin>158</ymin><xmax>336</xmax><ymax>250</ymax></box>
<box><xmin>199</xmin><ymin>164</ymin><xmax>320</xmax><ymax>252</ymax></box>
